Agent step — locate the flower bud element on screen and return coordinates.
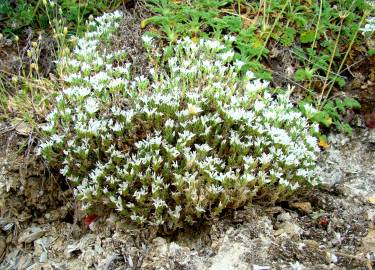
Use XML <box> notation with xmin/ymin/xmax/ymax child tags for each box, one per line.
<box><xmin>69</xmin><ymin>36</ymin><xmax>78</xmax><ymax>45</ymax></box>
<box><xmin>187</xmin><ymin>104</ymin><xmax>202</xmax><ymax>116</ymax></box>
<box><xmin>32</xmin><ymin>41</ymin><xmax>38</xmax><ymax>48</ymax></box>
<box><xmin>30</xmin><ymin>63</ymin><xmax>39</xmax><ymax>71</ymax></box>
<box><xmin>27</xmin><ymin>50</ymin><xmax>32</xmax><ymax>58</ymax></box>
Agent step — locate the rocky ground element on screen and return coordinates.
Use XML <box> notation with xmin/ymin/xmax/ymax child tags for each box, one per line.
<box><xmin>0</xmin><ymin>121</ymin><xmax>374</xmax><ymax>270</ymax></box>
<box><xmin>0</xmin><ymin>5</ymin><xmax>375</xmax><ymax>270</ymax></box>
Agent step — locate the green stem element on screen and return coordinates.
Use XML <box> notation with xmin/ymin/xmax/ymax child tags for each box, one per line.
<box><xmin>306</xmin><ymin>0</ymin><xmax>323</xmax><ymax>91</ymax></box>
<box><xmin>317</xmin><ymin>17</ymin><xmax>344</xmax><ymax>109</ymax></box>
<box><xmin>32</xmin><ymin>0</ymin><xmax>43</xmax><ymax>19</ymax></box>
<box><xmin>256</xmin><ymin>0</ymin><xmax>289</xmax><ymax>62</ymax></box>
<box><xmin>320</xmin><ymin>11</ymin><xmax>369</xmax><ymax>108</ymax></box>
<box><xmin>311</xmin><ymin>0</ymin><xmax>323</xmax><ymax>50</ymax></box>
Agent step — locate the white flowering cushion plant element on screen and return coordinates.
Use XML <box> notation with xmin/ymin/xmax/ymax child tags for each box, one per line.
<box><xmin>40</xmin><ymin>11</ymin><xmax>320</xmax><ymax>229</ymax></box>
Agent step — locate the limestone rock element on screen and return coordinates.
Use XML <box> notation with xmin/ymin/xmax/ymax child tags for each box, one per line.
<box><xmin>18</xmin><ymin>227</ymin><xmax>46</xmax><ymax>244</ymax></box>
<box><xmin>274</xmin><ymin>221</ymin><xmax>303</xmax><ymax>239</ymax></box>
<box><xmin>0</xmin><ymin>235</ymin><xmax>6</xmax><ymax>259</ymax></box>
<box><xmin>289</xmin><ymin>202</ymin><xmax>312</xmax><ymax>214</ymax></box>
<box><xmin>361</xmin><ymin>229</ymin><xmax>375</xmax><ymax>253</ymax></box>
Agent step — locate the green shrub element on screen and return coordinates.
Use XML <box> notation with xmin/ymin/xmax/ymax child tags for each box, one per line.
<box><xmin>40</xmin><ymin>11</ymin><xmax>320</xmax><ymax>229</ymax></box>
<box><xmin>0</xmin><ymin>0</ymin><xmax>124</xmax><ymax>36</ymax></box>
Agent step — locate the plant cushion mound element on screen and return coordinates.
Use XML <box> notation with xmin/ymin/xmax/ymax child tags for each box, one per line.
<box><xmin>40</xmin><ymin>11</ymin><xmax>320</xmax><ymax>229</ymax></box>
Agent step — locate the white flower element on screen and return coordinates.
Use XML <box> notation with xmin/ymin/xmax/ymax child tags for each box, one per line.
<box><xmin>303</xmin><ymin>103</ymin><xmax>317</xmax><ymax>116</ymax></box>
<box><xmin>226</xmin><ymin>108</ymin><xmax>245</xmax><ymax>121</ymax></box>
<box><xmin>234</xmin><ymin>59</ymin><xmax>245</xmax><ymax>69</ymax></box>
<box><xmin>110</xmin><ymin>196</ymin><xmax>124</xmax><ymax>212</ymax></box>
<box><xmin>142</xmin><ymin>35</ymin><xmax>153</xmax><ymax>45</ymax></box>
<box><xmin>204</xmin><ymin>39</ymin><xmax>225</xmax><ymax>50</ymax></box>
<box><xmin>253</xmin><ymin>100</ymin><xmax>265</xmax><ymax>112</ymax></box>
<box><xmin>111</xmin><ymin>122</ymin><xmax>124</xmax><ymax>132</ymax></box>
<box><xmin>219</xmin><ymin>51</ymin><xmax>234</xmax><ymax>62</ymax></box>
<box><xmin>290</xmin><ymin>261</ymin><xmax>305</xmax><ymax>270</ymax></box>
<box><xmin>50</xmin><ymin>134</ymin><xmax>64</xmax><ymax>144</ymax></box>
<box><xmin>290</xmin><ymin>182</ymin><xmax>300</xmax><ymax>190</ymax></box>
<box><xmin>152</xmin><ymin>198</ymin><xmax>167</xmax><ymax>209</ymax></box>
<box><xmin>126</xmin><ymin>202</ymin><xmax>135</xmax><ymax>209</ymax></box>
<box><xmin>279</xmin><ymin>178</ymin><xmax>290</xmax><ymax>187</ymax></box>
<box><xmin>208</xmin><ymin>184</ymin><xmax>224</xmax><ymax>194</ymax></box>
<box><xmin>311</xmin><ymin>123</ymin><xmax>320</xmax><ymax>133</ymax></box>
<box><xmin>223</xmin><ymin>35</ymin><xmax>236</xmax><ymax>42</ymax></box>
<box><xmin>81</xmin><ymin>62</ymin><xmax>91</xmax><ymax>72</ymax></box>
<box><xmin>85</xmin><ymin>97</ymin><xmax>99</xmax><ymax>113</ymax></box>
<box><xmin>79</xmin><ymin>87</ymin><xmax>91</xmax><ymax>97</ymax></box>
<box><xmin>113</xmin><ymin>64</ymin><xmax>131</xmax><ymax>75</ymax></box>
<box><xmin>60</xmin><ymin>165</ymin><xmax>69</xmax><ymax>176</ymax></box>
<box><xmin>178</xmin><ymin>130</ymin><xmax>195</xmax><ymax>142</ymax></box>
<box><xmin>195</xmin><ymin>143</ymin><xmax>212</xmax><ymax>153</ymax></box>
<box><xmin>122</xmin><ymin>109</ymin><xmax>134</xmax><ymax>123</ymax></box>
<box><xmin>195</xmin><ymin>205</ymin><xmax>205</xmax><ymax>213</ymax></box>
<box><xmin>133</xmin><ymin>188</ymin><xmax>147</xmax><ymax>201</ymax></box>
<box><xmin>268</xmin><ymin>127</ymin><xmax>291</xmax><ymax>146</ymax></box>
<box><xmin>108</xmin><ymin>78</ymin><xmax>127</xmax><ymax>89</ymax></box>
<box><xmin>258</xmin><ymin>153</ymin><xmax>272</xmax><ymax>165</ymax></box>
<box><xmin>168</xmin><ymin>205</ymin><xmax>182</xmax><ymax>219</ymax></box>
<box><xmin>305</xmin><ymin>135</ymin><xmax>318</xmax><ymax>150</ymax></box>
<box><xmin>361</xmin><ymin>17</ymin><xmax>375</xmax><ymax>33</ymax></box>
<box><xmin>165</xmin><ymin>119</ymin><xmax>175</xmax><ymax>128</ymax></box>
<box><xmin>68</xmin><ymin>59</ymin><xmax>80</xmax><ymax>68</ymax></box>
<box><xmin>87</xmin><ymin>119</ymin><xmax>103</xmax><ymax>135</ymax></box>
<box><xmin>187</xmin><ymin>104</ymin><xmax>202</xmax><ymax>116</ymax></box>
<box><xmin>242</xmin><ymin>173</ymin><xmax>256</xmax><ymax>183</ymax></box>
<box><xmin>64</xmin><ymin>73</ymin><xmax>81</xmax><ymax>83</ymax></box>
<box><xmin>130</xmin><ymin>213</ymin><xmax>146</xmax><ymax>223</ymax></box>
<box><xmin>41</xmin><ymin>122</ymin><xmax>55</xmax><ymax>133</ymax></box>
<box><xmin>245</xmin><ymin>70</ymin><xmax>256</xmax><ymax>79</ymax></box>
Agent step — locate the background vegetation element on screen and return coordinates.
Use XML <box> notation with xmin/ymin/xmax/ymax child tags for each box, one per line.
<box><xmin>143</xmin><ymin>0</ymin><xmax>374</xmax><ymax>135</ymax></box>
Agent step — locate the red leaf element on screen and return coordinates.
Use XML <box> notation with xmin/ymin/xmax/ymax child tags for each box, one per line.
<box><xmin>319</xmin><ymin>216</ymin><xmax>329</xmax><ymax>227</ymax></box>
<box><xmin>84</xmin><ymin>214</ymin><xmax>98</xmax><ymax>225</ymax></box>
<box><xmin>364</xmin><ymin>112</ymin><xmax>375</xmax><ymax>128</ymax></box>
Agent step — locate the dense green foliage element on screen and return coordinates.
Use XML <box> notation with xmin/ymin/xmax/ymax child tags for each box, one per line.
<box><xmin>0</xmin><ymin>0</ymin><xmax>124</xmax><ymax>35</ymax></box>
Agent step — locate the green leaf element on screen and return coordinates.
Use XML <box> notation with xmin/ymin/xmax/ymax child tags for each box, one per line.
<box><xmin>294</xmin><ymin>69</ymin><xmax>307</xmax><ymax>81</ymax></box>
<box><xmin>280</xmin><ymin>27</ymin><xmax>296</xmax><ymax>46</ymax></box>
<box><xmin>334</xmin><ymin>76</ymin><xmax>346</xmax><ymax>88</ymax></box>
<box><xmin>335</xmin><ymin>99</ymin><xmax>345</xmax><ymax>113</ymax></box>
<box><xmin>300</xmin><ymin>30</ymin><xmax>316</xmax><ymax>43</ymax></box>
<box><xmin>313</xmin><ymin>111</ymin><xmax>332</xmax><ymax>127</ymax></box>
<box><xmin>255</xmin><ymin>70</ymin><xmax>272</xmax><ymax>81</ymax></box>
<box><xmin>338</xmin><ymin>122</ymin><xmax>353</xmax><ymax>134</ymax></box>
<box><xmin>220</xmin><ymin>16</ymin><xmax>242</xmax><ymax>32</ymax></box>
<box><xmin>343</xmin><ymin>97</ymin><xmax>361</xmax><ymax>109</ymax></box>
